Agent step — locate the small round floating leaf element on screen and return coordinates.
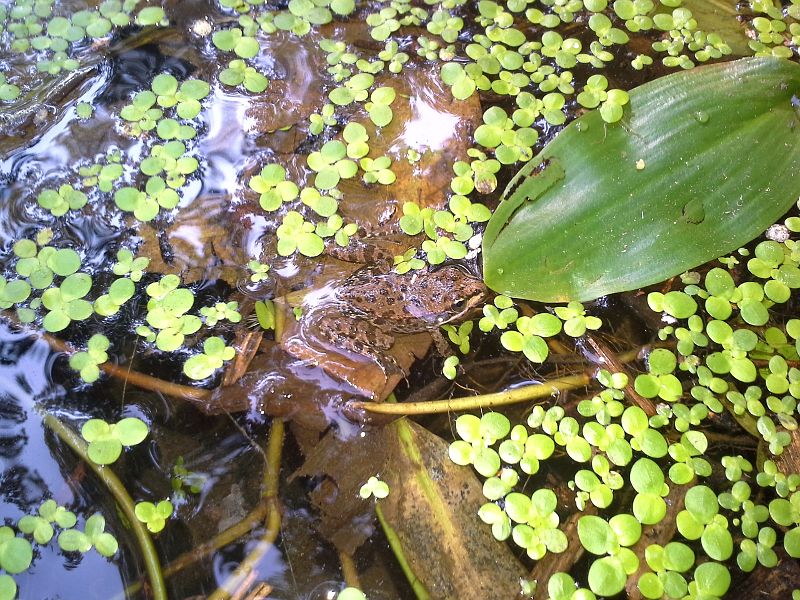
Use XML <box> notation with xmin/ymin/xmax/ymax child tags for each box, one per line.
<box><xmin>296</xmin><ymin>233</ymin><xmax>324</xmax><ymax>257</ymax></box>
<box><xmin>94</xmin><ymin>532</ymin><xmax>118</xmax><ymax>557</ymax></box>
<box><xmin>156</xmin><ymin>118</ymin><xmax>180</xmax><ymax>140</ymax></box>
<box><xmin>180</xmin><ymin>79</ymin><xmax>210</xmax><ymax>100</ymax></box>
<box><xmin>57</xmin><ymin>529</ymin><xmax>91</xmax><ymax>553</ymax></box>
<box><xmin>177</xmin><ymin>99</ymin><xmax>201</xmax><ymax>120</ymax></box>
<box><xmin>244</xmin><ymin>71</ymin><xmax>268</xmax><ymax>93</ymax></box>
<box><xmin>136</xmin><ymin>6</ymin><xmax>165</xmax><ymax>25</ymax></box>
<box><xmin>369</xmin><ymin>104</ymin><xmax>393</xmax><ymax>127</ymax></box>
<box><xmin>60</xmin><ymin>273</ymin><xmax>91</xmax><ymax>300</ymax></box>
<box><xmin>0</xmin><ymin>575</ymin><xmax>16</xmax><ymax>600</ymax></box>
<box><xmin>578</xmin><ymin>515</ymin><xmax>613</xmax><ymax>555</ymax></box>
<box><xmin>0</xmin><ymin>536</ymin><xmax>32</xmax><ymax>574</ymax></box>
<box><xmin>152</xmin><ymin>73</ymin><xmax>178</xmax><ymax>96</ymax></box>
<box><xmin>115</xmin><ymin>417</ymin><xmax>148</xmax><ymax>446</ymax></box>
<box><xmin>235</xmin><ymin>37</ymin><xmax>259</xmax><ymax>59</ymax></box>
<box><xmin>13</xmin><ymin>239</ymin><xmax>36</xmax><ymax>259</ymax></box>
<box><xmin>88</xmin><ymin>437</ymin><xmax>122</xmax><ymax>464</ymax></box>
<box><xmin>701</xmin><ymin>522</ymin><xmax>733</xmax><ymax>561</ymax></box>
<box><xmin>481</xmin><ymin>412</ymin><xmax>510</xmax><ymax>441</ymax></box>
<box><xmin>81</xmin><ymin>419</ymin><xmax>110</xmax><ymax>441</ymax></box>
<box><xmin>638</xmin><ymin>572</ymin><xmax>663</xmax><ymax>599</ymax></box>
<box><xmin>0</xmin><ymin>83</ymin><xmax>20</xmax><ymax>102</ymax></box>
<box><xmin>43</xmin><ymin>310</ymin><xmax>70</xmax><ymax>333</ymax></box>
<box><xmin>48</xmin><ymin>249</ymin><xmax>81</xmax><ymax>276</ymax></box>
<box><xmin>588</xmin><ymin>556</ymin><xmax>626</xmax><ymax>597</ymax></box>
<box><xmin>784</xmin><ymin>526</ymin><xmax>800</xmax><ymax>557</ymax></box>
<box><xmin>693</xmin><ymin>562</ymin><xmax>730</xmax><ymax>596</ymax></box>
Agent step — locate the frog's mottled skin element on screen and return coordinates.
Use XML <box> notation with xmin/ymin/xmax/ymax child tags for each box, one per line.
<box><xmin>311</xmin><ymin>258</ymin><xmax>487</xmax><ymax>375</ymax></box>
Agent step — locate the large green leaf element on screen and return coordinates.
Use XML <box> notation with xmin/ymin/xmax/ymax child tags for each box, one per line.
<box><xmin>482</xmin><ymin>57</ymin><xmax>800</xmax><ymax>302</ymax></box>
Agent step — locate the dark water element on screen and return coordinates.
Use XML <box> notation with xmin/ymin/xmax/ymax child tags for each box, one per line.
<box><xmin>0</xmin><ymin>1</ymin><xmax>423</xmax><ymax>596</ymax></box>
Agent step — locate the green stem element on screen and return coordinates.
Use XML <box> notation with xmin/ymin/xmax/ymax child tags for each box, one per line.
<box><xmin>375</xmin><ymin>503</ymin><xmax>429</xmax><ymax>600</ymax></box>
<box><xmin>350</xmin><ymin>344</ymin><xmax>651</xmax><ymax>416</ymax></box>
<box><xmin>350</xmin><ymin>373</ymin><xmax>591</xmax><ymax>415</ymax></box>
<box><xmin>42</xmin><ymin>413</ymin><xmax>167</xmax><ymax>600</ymax></box>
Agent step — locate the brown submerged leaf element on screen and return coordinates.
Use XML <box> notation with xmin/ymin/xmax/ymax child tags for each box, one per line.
<box><xmin>293</xmin><ymin>418</ymin><xmax>526</xmax><ymax>598</ymax></box>
<box><xmin>337</xmin><ymin>64</ymin><xmax>482</xmax><ymax>228</ymax></box>
<box><xmin>138</xmin><ymin>193</ymin><xmax>246</xmax><ymax>285</ymax></box>
<box><xmin>244</xmin><ymin>32</ymin><xmax>327</xmax><ymax>134</ymax></box>
<box><xmin>380</xmin><ymin>419</ymin><xmax>527</xmax><ymax>599</ymax></box>
<box><xmin>291</xmin><ymin>426</ymin><xmax>393</xmax><ymax>554</ymax></box>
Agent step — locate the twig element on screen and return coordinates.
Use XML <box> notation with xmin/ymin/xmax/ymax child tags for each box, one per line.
<box><xmin>582</xmin><ymin>334</ymin><xmax>656</xmax><ymax>416</ymax></box>
<box><xmin>124</xmin><ymin>420</ymin><xmax>283</xmax><ymax>595</ymax></box>
<box><xmin>349</xmin><ymin>345</ymin><xmax>649</xmax><ymax>416</ymax></box>
<box><xmin>338</xmin><ymin>549</ymin><xmax>361</xmax><ymax>589</ymax></box>
<box><xmin>207</xmin><ymin>419</ymin><xmax>285</xmax><ymax>600</ymax></box>
<box><xmin>349</xmin><ymin>373</ymin><xmax>591</xmax><ymax>415</ymax></box>
<box><xmin>0</xmin><ymin>311</ymin><xmax>211</xmax><ymax>401</ymax></box>
<box><xmin>41</xmin><ymin>413</ymin><xmax>167</xmax><ymax>600</ymax></box>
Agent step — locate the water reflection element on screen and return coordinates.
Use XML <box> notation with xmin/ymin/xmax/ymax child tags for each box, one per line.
<box><xmin>0</xmin><ymin>323</ymin><xmax>127</xmax><ymax>598</ymax></box>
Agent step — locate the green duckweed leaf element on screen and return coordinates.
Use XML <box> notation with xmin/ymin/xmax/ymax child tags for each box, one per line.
<box><xmin>136</xmin><ymin>6</ymin><xmax>166</xmax><ymax>26</ymax></box>
<box><xmin>0</xmin><ymin>575</ymin><xmax>16</xmax><ymax>600</ymax></box>
<box><xmin>0</xmin><ymin>529</ymin><xmax>32</xmax><ymax>574</ymax></box>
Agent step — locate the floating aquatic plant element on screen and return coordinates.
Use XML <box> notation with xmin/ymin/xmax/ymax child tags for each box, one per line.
<box><xmin>80</xmin><ymin>417</ymin><xmax>149</xmax><ymax>465</ymax></box>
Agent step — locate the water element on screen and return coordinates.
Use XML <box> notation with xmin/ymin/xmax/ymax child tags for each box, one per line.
<box><xmin>2</xmin><ymin>1</ymin><xmax>793</xmax><ymax>599</ymax></box>
<box><xmin>0</xmin><ymin>3</ymin><xmax>439</xmax><ymax>596</ymax></box>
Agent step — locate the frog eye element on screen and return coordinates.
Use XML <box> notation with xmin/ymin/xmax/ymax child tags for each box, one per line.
<box><xmin>453</xmin><ymin>298</ymin><xmax>467</xmax><ymax>310</ymax></box>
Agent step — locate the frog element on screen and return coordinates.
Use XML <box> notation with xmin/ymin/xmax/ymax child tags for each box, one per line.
<box><xmin>303</xmin><ymin>241</ymin><xmax>488</xmax><ymax>376</ymax></box>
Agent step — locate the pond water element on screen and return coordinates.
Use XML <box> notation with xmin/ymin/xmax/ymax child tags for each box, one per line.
<box><xmin>2</xmin><ymin>1</ymin><xmax>800</xmax><ymax>599</ymax></box>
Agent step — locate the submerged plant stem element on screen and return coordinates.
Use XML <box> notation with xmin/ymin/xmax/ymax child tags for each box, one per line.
<box><xmin>41</xmin><ymin>412</ymin><xmax>167</xmax><ymax>600</ymax></box>
<box><xmin>375</xmin><ymin>503</ymin><xmax>430</xmax><ymax>600</ymax></box>
<box><xmin>338</xmin><ymin>549</ymin><xmax>361</xmax><ymax>590</ymax></box>
<box><xmin>151</xmin><ymin>503</ymin><xmax>270</xmax><ymax>586</ymax></box>
<box><xmin>206</xmin><ymin>418</ymin><xmax>284</xmax><ymax>600</ymax></box>
<box><xmin>350</xmin><ymin>345</ymin><xmax>647</xmax><ymax>415</ymax></box>
<box><xmin>351</xmin><ymin>373</ymin><xmax>591</xmax><ymax>415</ymax></box>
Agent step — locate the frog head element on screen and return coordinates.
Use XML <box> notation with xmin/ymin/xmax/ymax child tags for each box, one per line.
<box><xmin>412</xmin><ymin>265</ymin><xmax>488</xmax><ymax>326</ymax></box>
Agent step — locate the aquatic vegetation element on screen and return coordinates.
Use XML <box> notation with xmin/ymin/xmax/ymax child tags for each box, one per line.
<box><xmin>171</xmin><ymin>457</ymin><xmax>207</xmax><ymax>497</ymax></box>
<box><xmin>219</xmin><ymin>59</ymin><xmax>269</xmax><ymax>92</ymax></box>
<box><xmin>36</xmin><ymin>183</ymin><xmax>87</xmax><ymax>216</ymax></box>
<box><xmin>18</xmin><ymin>500</ymin><xmax>77</xmax><ymax>545</ymax></box>
<box><xmin>182</xmin><ymin>336</ymin><xmax>236</xmax><ymax>380</ymax></box>
<box><xmin>482</xmin><ymin>59</ymin><xmax>800</xmax><ymax>302</ymax></box>
<box><xmin>212</xmin><ymin>27</ymin><xmax>260</xmax><ymax>59</ymax></box>
<box><xmin>358</xmin><ymin>476</ymin><xmax>389</xmax><ymax>499</ymax></box>
<box><xmin>249</xmin><ymin>164</ymin><xmax>300</xmax><ymax>211</ymax></box>
<box><xmin>57</xmin><ymin>513</ymin><xmax>119</xmax><ymax>557</ymax></box>
<box><xmin>3</xmin><ymin>0</ymin><xmax>800</xmax><ymax>598</ymax></box>
<box><xmin>134</xmin><ymin>500</ymin><xmax>174</xmax><ymax>533</ymax></box>
<box><xmin>0</xmin><ymin>74</ymin><xmax>20</xmax><ymax>101</ymax></box>
<box><xmin>80</xmin><ymin>417</ymin><xmax>149</xmax><ymax>465</ymax></box>
<box><xmin>68</xmin><ymin>334</ymin><xmax>110</xmax><ymax>382</ymax></box>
